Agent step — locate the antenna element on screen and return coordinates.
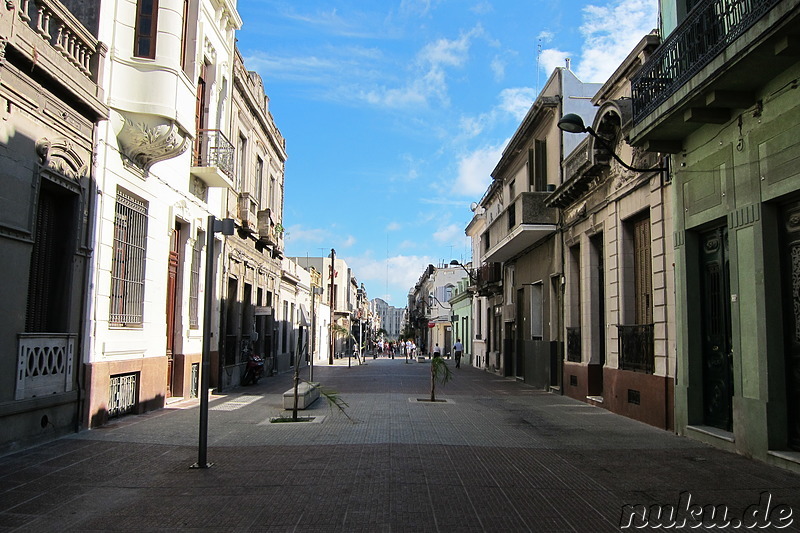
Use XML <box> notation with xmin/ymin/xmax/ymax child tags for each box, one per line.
<box><xmin>537</xmin><ymin>38</ymin><xmax>542</xmax><ymax>91</ymax></box>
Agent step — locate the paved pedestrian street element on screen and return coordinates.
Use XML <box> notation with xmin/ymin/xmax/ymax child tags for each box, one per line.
<box><xmin>1</xmin><ymin>359</ymin><xmax>799</xmax><ymax>532</ymax></box>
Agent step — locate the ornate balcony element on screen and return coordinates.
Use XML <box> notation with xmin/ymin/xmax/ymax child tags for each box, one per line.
<box><xmin>6</xmin><ymin>0</ymin><xmax>107</xmax><ymax>119</ymax></box>
<box><xmin>630</xmin><ymin>0</ymin><xmax>797</xmax><ymax>152</ymax></box>
<box><xmin>191</xmin><ymin>129</ymin><xmax>235</xmax><ymax>188</ymax></box>
<box><xmin>618</xmin><ymin>324</ymin><xmax>654</xmax><ymax>374</ymax></box>
<box><xmin>483</xmin><ymin>192</ymin><xmax>557</xmax><ymax>263</ymax></box>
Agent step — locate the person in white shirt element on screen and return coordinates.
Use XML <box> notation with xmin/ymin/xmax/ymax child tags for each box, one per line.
<box><xmin>453</xmin><ymin>339</ymin><xmax>463</xmax><ymax>368</ymax></box>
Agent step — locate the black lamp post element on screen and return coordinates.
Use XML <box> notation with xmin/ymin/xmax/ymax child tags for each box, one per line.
<box><xmin>557</xmin><ymin>113</ymin><xmax>668</xmax><ymax>173</ymax></box>
<box><xmin>191</xmin><ymin>215</ymin><xmax>234</xmax><ymax>470</ymax></box>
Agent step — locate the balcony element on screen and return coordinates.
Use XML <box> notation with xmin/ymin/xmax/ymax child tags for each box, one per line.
<box><xmin>630</xmin><ymin>0</ymin><xmax>797</xmax><ymax>152</ymax></box>
<box><xmin>475</xmin><ymin>262</ymin><xmax>502</xmax><ymax>296</ymax></box>
<box><xmin>191</xmin><ymin>130</ymin><xmax>235</xmax><ymax>188</ymax></box>
<box><xmin>7</xmin><ymin>0</ymin><xmax>107</xmax><ymax>119</ymax></box>
<box><xmin>257</xmin><ymin>208</ymin><xmax>279</xmax><ymax>247</ymax></box>
<box><xmin>238</xmin><ymin>193</ymin><xmax>257</xmax><ymax>232</ymax></box>
<box><xmin>483</xmin><ymin>192</ymin><xmax>557</xmax><ymax>263</ymax></box>
<box><xmin>618</xmin><ymin>324</ymin><xmax>654</xmax><ymax>374</ymax></box>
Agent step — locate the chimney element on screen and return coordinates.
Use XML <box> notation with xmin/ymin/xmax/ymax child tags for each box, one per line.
<box><xmin>565</xmin><ymin>58</ymin><xmax>571</xmax><ymax>70</ymax></box>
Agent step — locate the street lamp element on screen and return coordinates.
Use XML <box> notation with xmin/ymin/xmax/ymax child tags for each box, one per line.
<box><xmin>192</xmin><ymin>215</ymin><xmax>234</xmax><ymax>470</ymax></box>
<box><xmin>557</xmin><ymin>113</ymin><xmax>668</xmax><ymax>173</ymax></box>
<box><xmin>309</xmin><ymin>286</ymin><xmax>323</xmax><ymax>381</ymax></box>
<box><xmin>450</xmin><ymin>260</ymin><xmax>476</xmax><ymax>284</ymax></box>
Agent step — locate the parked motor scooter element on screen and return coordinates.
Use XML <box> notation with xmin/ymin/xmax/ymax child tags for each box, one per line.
<box><xmin>242</xmin><ymin>351</ymin><xmax>264</xmax><ymax>385</ymax></box>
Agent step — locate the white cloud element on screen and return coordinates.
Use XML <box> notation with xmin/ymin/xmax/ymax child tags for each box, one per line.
<box><xmin>537</xmin><ymin>0</ymin><xmax>658</xmax><ymax>83</ymax></box>
<box><xmin>386</xmin><ymin>222</ymin><xmax>402</xmax><ymax>231</ymax></box>
<box><xmin>433</xmin><ymin>224</ymin><xmax>462</xmax><ymax>244</ymax></box>
<box><xmin>490</xmin><ymin>56</ymin><xmax>505</xmax><ymax>82</ymax></box>
<box><xmin>345</xmin><ymin>253</ymin><xmax>435</xmax><ymax>305</ymax></box>
<box><xmin>418</xmin><ymin>27</ymin><xmax>482</xmax><ymax>68</ymax></box>
<box><xmin>452</xmin><ymin>142</ymin><xmax>506</xmax><ymax>197</ymax></box>
<box><xmin>574</xmin><ymin>0</ymin><xmax>658</xmax><ymax>82</ymax></box>
<box><xmin>539</xmin><ymin>47</ymin><xmax>573</xmax><ymax>78</ymax></box>
<box><xmin>342</xmin><ymin>235</ymin><xmax>357</xmax><ymax>248</ymax></box>
<box><xmin>284</xmin><ymin>224</ymin><xmax>331</xmax><ymax>244</ymax></box>
<box><xmin>497</xmin><ymin>87</ymin><xmax>536</xmax><ymax>121</ymax></box>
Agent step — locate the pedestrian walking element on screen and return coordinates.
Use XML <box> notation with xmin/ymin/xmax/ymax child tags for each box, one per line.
<box><xmin>453</xmin><ymin>339</ymin><xmax>463</xmax><ymax>368</ymax></box>
<box><xmin>433</xmin><ymin>343</ymin><xmax>442</xmax><ymax>357</ymax></box>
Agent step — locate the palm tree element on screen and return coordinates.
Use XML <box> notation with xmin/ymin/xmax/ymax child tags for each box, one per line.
<box><xmin>430</xmin><ymin>356</ymin><xmax>452</xmax><ymax>402</ymax></box>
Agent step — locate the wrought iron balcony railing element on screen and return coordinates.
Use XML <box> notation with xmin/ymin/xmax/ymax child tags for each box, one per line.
<box><xmin>566</xmin><ymin>327</ymin><xmax>581</xmax><ymax>363</ymax></box>
<box><xmin>631</xmin><ymin>0</ymin><xmax>779</xmax><ymax>123</ymax></box>
<box><xmin>193</xmin><ymin>129</ymin><xmax>235</xmax><ymax>178</ymax></box>
<box><xmin>618</xmin><ymin>324</ymin><xmax>655</xmax><ymax>374</ymax></box>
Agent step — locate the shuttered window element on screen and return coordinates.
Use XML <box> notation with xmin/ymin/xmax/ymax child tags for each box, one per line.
<box><xmin>633</xmin><ymin>215</ymin><xmax>652</xmax><ymax>324</ymax></box>
<box><xmin>110</xmin><ymin>191</ymin><xmax>148</xmax><ymax>326</ymax></box>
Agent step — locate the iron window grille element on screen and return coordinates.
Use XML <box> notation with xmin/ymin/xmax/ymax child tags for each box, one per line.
<box><xmin>189</xmin><ymin>236</ymin><xmax>202</xmax><ymax>329</ymax></box>
<box><xmin>618</xmin><ymin>324</ymin><xmax>655</xmax><ymax>374</ymax></box>
<box><xmin>566</xmin><ymin>326</ymin><xmax>581</xmax><ymax>362</ymax></box>
<box><xmin>110</xmin><ymin>191</ymin><xmax>148</xmax><ymax>326</ymax></box>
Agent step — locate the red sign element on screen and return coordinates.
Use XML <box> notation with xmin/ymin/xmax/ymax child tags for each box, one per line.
<box><xmin>428</xmin><ymin>322</ymin><xmax>436</xmax><ymax>328</ymax></box>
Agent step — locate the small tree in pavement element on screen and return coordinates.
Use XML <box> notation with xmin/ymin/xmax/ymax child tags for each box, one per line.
<box><xmin>430</xmin><ymin>356</ymin><xmax>452</xmax><ymax>402</ymax></box>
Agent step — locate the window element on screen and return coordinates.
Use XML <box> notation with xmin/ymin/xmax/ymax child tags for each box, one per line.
<box><xmin>529</xmin><ymin>140</ymin><xmax>547</xmax><ymax>190</ymax></box>
<box><xmin>255</xmin><ymin>157</ymin><xmax>264</xmax><ymax>204</ymax></box>
<box><xmin>188</xmin><ymin>234</ymin><xmax>202</xmax><ymax>329</ymax></box>
<box><xmin>134</xmin><ymin>0</ymin><xmax>159</xmax><ymax>59</ymax></box>
<box><xmin>632</xmin><ymin>215</ymin><xmax>652</xmax><ymax>324</ymax></box>
<box><xmin>237</xmin><ymin>133</ymin><xmax>247</xmax><ymax>190</ymax></box>
<box><xmin>507</xmin><ymin>202</ymin><xmax>516</xmax><ymax>229</ymax></box>
<box><xmin>530</xmin><ymin>282</ymin><xmax>543</xmax><ymax>340</ymax></box>
<box><xmin>110</xmin><ymin>191</ymin><xmax>148</xmax><ymax>326</ymax></box>
<box><xmin>180</xmin><ymin>0</ymin><xmax>189</xmax><ymax>69</ymax></box>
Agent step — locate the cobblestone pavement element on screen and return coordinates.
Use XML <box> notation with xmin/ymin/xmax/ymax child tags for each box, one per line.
<box><xmin>2</xmin><ymin>358</ymin><xmax>799</xmax><ymax>532</ymax></box>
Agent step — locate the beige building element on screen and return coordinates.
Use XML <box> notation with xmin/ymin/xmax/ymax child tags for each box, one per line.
<box><xmin>548</xmin><ymin>35</ymin><xmax>676</xmax><ymax>430</ymax></box>
<box><xmin>216</xmin><ymin>47</ymin><xmax>288</xmax><ymax>386</ymax></box>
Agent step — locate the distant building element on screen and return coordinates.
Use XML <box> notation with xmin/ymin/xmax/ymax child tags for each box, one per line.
<box><xmin>372</xmin><ymin>298</ymin><xmax>404</xmax><ymax>339</ymax></box>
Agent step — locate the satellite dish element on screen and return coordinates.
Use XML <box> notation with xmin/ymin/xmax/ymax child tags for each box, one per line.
<box><xmin>470</xmin><ymin>202</ymin><xmax>478</xmax><ymax>212</ymax></box>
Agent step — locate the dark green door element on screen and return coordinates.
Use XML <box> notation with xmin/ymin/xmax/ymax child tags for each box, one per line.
<box><xmin>781</xmin><ymin>200</ymin><xmax>800</xmax><ymax>451</ymax></box>
<box><xmin>700</xmin><ymin>226</ymin><xmax>733</xmax><ymax>431</ymax></box>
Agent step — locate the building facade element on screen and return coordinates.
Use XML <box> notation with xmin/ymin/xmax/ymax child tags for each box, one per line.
<box><xmin>0</xmin><ymin>0</ymin><xmax>107</xmax><ymax>452</ymax></box>
<box><xmin>472</xmin><ymin>66</ymin><xmax>601</xmax><ymax>387</ymax></box>
<box><xmin>86</xmin><ymin>0</ymin><xmax>241</xmax><ymax>426</ymax></box>
<box><xmin>549</xmin><ymin>35</ymin><xmax>676</xmax><ymax>429</ymax></box>
<box><xmin>629</xmin><ymin>0</ymin><xmax>800</xmax><ymax>470</ymax></box>
<box><xmin>217</xmin><ymin>46</ymin><xmax>287</xmax><ymax>388</ymax></box>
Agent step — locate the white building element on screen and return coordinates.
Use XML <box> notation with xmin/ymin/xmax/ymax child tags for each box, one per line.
<box><xmin>86</xmin><ymin>0</ymin><xmax>241</xmax><ymax>424</ymax></box>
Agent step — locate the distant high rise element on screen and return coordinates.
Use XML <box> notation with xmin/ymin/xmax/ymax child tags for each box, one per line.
<box><xmin>372</xmin><ymin>298</ymin><xmax>404</xmax><ymax>339</ymax></box>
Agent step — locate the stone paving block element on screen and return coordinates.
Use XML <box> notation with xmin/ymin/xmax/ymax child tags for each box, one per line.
<box><xmin>2</xmin><ymin>360</ymin><xmax>799</xmax><ymax>532</ymax></box>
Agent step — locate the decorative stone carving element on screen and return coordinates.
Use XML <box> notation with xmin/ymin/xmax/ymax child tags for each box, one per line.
<box><xmin>35</xmin><ymin>137</ymin><xmax>88</xmax><ymax>181</ymax></box>
<box><xmin>115</xmin><ymin>112</ymin><xmax>190</xmax><ymax>171</ymax></box>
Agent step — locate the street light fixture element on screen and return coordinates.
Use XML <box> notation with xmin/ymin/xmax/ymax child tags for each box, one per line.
<box><xmin>557</xmin><ymin>113</ymin><xmax>668</xmax><ymax>173</ymax></box>
<box><xmin>192</xmin><ymin>215</ymin><xmax>234</xmax><ymax>470</ymax></box>
<box><xmin>450</xmin><ymin>260</ymin><xmax>476</xmax><ymax>284</ymax></box>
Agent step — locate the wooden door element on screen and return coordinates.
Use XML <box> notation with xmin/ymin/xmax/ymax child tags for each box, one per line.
<box><xmin>165</xmin><ymin>222</ymin><xmax>180</xmax><ymax>397</ymax></box>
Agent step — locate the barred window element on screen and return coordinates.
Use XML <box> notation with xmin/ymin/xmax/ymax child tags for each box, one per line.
<box><xmin>189</xmin><ymin>234</ymin><xmax>202</xmax><ymax>329</ymax></box>
<box><xmin>110</xmin><ymin>191</ymin><xmax>148</xmax><ymax>326</ymax></box>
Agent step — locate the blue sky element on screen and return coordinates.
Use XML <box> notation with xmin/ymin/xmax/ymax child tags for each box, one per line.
<box><xmin>235</xmin><ymin>0</ymin><xmax>658</xmax><ymax>307</ymax></box>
